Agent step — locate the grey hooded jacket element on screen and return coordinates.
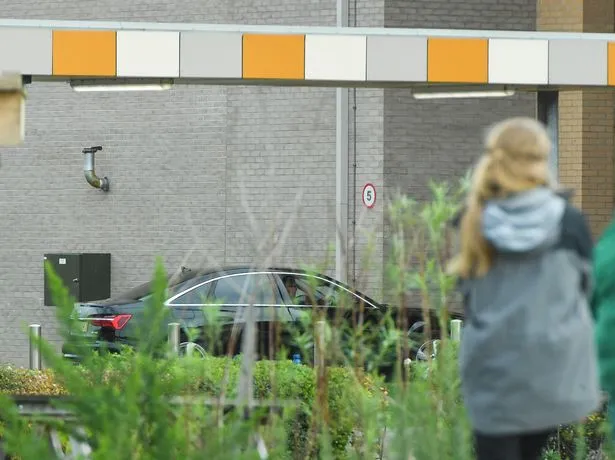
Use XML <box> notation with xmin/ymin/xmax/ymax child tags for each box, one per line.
<box><xmin>458</xmin><ymin>187</ymin><xmax>601</xmax><ymax>435</ymax></box>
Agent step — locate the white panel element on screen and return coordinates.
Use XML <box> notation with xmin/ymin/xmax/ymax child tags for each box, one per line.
<box><xmin>488</xmin><ymin>39</ymin><xmax>549</xmax><ymax>85</ymax></box>
<box><xmin>117</xmin><ymin>31</ymin><xmax>180</xmax><ymax>77</ymax></box>
<box><xmin>305</xmin><ymin>35</ymin><xmax>367</xmax><ymax>81</ymax></box>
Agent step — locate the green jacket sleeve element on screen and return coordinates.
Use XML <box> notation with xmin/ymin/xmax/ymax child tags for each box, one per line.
<box><xmin>591</xmin><ymin>218</ymin><xmax>615</xmax><ymax>394</ymax></box>
<box><xmin>590</xmin><ymin>285</ymin><xmax>599</xmax><ymax>321</ymax></box>
<box><xmin>592</xmin><ymin>220</ymin><xmax>615</xmax><ymax>320</ymax></box>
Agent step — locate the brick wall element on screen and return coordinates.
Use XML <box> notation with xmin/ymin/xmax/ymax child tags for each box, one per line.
<box><xmin>385</xmin><ymin>0</ymin><xmax>536</xmax><ymax>31</ymax></box>
<box><xmin>537</xmin><ymin>0</ymin><xmax>615</xmax><ymax>237</ymax></box>
<box><xmin>0</xmin><ymin>3</ymin><xmax>235</xmax><ymax>366</ymax></box>
<box><xmin>0</xmin><ymin>0</ymin><xmax>545</xmax><ymax>365</ymax></box>
<box><xmin>0</xmin><ymin>0</ymin><xmax>388</xmax><ymax>365</ymax></box>
<box><xmin>380</xmin><ymin>0</ymin><xmax>537</xmax><ymax>302</ymax></box>
<box><xmin>536</xmin><ymin>0</ymin><xmax>583</xmax><ymax>32</ymax></box>
<box><xmin>224</xmin><ymin>0</ymin><xmax>386</xmax><ymax>296</ymax></box>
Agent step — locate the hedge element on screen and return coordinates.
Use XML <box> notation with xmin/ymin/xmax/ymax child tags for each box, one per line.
<box><xmin>0</xmin><ymin>367</ymin><xmax>67</xmax><ymax>396</ymax></box>
<box><xmin>0</xmin><ymin>356</ymin><xmax>387</xmax><ymax>459</ymax></box>
<box><xmin>0</xmin><ymin>355</ymin><xmax>608</xmax><ymax>460</ymax></box>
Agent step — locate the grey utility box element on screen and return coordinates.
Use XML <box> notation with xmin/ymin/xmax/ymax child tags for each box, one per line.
<box><xmin>44</xmin><ymin>253</ymin><xmax>111</xmax><ymax>306</ymax></box>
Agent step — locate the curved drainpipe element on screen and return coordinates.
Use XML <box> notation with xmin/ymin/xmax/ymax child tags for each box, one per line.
<box><xmin>82</xmin><ymin>146</ymin><xmax>110</xmax><ymax>192</ymax></box>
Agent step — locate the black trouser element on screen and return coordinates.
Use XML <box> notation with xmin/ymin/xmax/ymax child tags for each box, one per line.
<box><xmin>474</xmin><ymin>429</ymin><xmax>554</xmax><ymax>460</ymax></box>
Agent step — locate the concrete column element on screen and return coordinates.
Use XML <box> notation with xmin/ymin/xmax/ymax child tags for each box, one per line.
<box><xmin>537</xmin><ymin>0</ymin><xmax>615</xmax><ymax>237</ymax></box>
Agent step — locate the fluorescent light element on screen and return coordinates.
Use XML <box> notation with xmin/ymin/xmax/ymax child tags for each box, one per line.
<box><xmin>412</xmin><ymin>89</ymin><xmax>515</xmax><ymax>100</ymax></box>
<box><xmin>71</xmin><ymin>84</ymin><xmax>172</xmax><ymax>92</ymax></box>
<box><xmin>70</xmin><ymin>79</ymin><xmax>173</xmax><ymax>92</ymax></box>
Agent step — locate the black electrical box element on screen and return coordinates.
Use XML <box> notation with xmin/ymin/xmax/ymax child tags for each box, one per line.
<box><xmin>44</xmin><ymin>253</ymin><xmax>111</xmax><ymax>306</ymax></box>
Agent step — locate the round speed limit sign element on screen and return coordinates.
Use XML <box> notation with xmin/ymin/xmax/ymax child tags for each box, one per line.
<box><xmin>362</xmin><ymin>183</ymin><xmax>376</xmax><ymax>209</ymax></box>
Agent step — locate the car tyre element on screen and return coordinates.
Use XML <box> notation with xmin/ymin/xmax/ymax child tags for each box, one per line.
<box><xmin>178</xmin><ymin>341</ymin><xmax>207</xmax><ymax>358</ymax></box>
<box><xmin>416</xmin><ymin>339</ymin><xmax>440</xmax><ymax>361</ymax></box>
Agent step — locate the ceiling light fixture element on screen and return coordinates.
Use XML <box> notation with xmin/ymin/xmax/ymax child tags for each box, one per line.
<box><xmin>412</xmin><ymin>89</ymin><xmax>516</xmax><ymax>100</ymax></box>
<box><xmin>70</xmin><ymin>79</ymin><xmax>173</xmax><ymax>92</ymax></box>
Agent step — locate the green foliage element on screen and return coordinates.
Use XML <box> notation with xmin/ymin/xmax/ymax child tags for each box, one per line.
<box><xmin>378</xmin><ymin>179</ymin><xmax>474</xmax><ymax>460</ymax></box>
<box><xmin>0</xmin><ymin>356</ymin><xmax>383</xmax><ymax>459</ymax></box>
<box><xmin>0</xmin><ymin>256</ymin><xmax>386</xmax><ymax>459</ymax></box>
<box><xmin>544</xmin><ymin>410</ymin><xmax>610</xmax><ymax>460</ymax></box>
<box><xmin>0</xmin><ymin>366</ymin><xmax>66</xmax><ymax>396</ymax></box>
<box><xmin>0</xmin><ymin>176</ymin><xmax>608</xmax><ymax>459</ymax></box>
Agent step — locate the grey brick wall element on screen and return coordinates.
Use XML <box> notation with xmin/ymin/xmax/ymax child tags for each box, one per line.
<box><xmin>225</xmin><ymin>0</ymin><xmax>386</xmax><ymax>297</ymax></box>
<box><xmin>380</xmin><ymin>0</ymin><xmax>537</xmax><ymax>302</ymax></box>
<box><xmin>384</xmin><ymin>0</ymin><xmax>536</xmax><ymax>31</ymax></box>
<box><xmin>223</xmin><ymin>85</ymin><xmax>337</xmax><ymax>268</ymax></box>
<box><xmin>0</xmin><ymin>81</ymin><xmax>233</xmax><ymax>364</ymax></box>
<box><xmin>0</xmin><ymin>0</ymin><xmax>386</xmax><ymax>365</ymax></box>
<box><xmin>0</xmin><ymin>0</ymin><xmax>538</xmax><ymax>365</ymax></box>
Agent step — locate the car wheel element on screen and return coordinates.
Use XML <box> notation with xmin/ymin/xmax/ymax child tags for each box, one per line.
<box><xmin>416</xmin><ymin>339</ymin><xmax>440</xmax><ymax>361</ymax></box>
<box><xmin>178</xmin><ymin>341</ymin><xmax>207</xmax><ymax>358</ymax></box>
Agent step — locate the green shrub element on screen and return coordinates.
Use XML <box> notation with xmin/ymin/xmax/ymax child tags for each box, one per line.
<box><xmin>0</xmin><ymin>366</ymin><xmax>66</xmax><ymax>396</ymax></box>
<box><xmin>545</xmin><ymin>409</ymin><xmax>609</xmax><ymax>460</ymax></box>
<box><xmin>0</xmin><ymin>355</ymin><xmax>384</xmax><ymax>459</ymax></box>
<box><xmin>2</xmin><ymin>177</ymin><xmax>607</xmax><ymax>460</ymax></box>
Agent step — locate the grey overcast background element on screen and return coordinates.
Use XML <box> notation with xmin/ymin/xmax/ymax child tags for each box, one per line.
<box><xmin>0</xmin><ymin>0</ymin><xmax>535</xmax><ymax>365</ymax></box>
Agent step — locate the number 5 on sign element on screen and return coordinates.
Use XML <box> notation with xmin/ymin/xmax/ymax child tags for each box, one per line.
<box><xmin>362</xmin><ymin>183</ymin><xmax>376</xmax><ymax>209</ymax></box>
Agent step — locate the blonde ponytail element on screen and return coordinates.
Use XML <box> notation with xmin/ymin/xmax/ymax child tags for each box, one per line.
<box><xmin>448</xmin><ymin>155</ymin><xmax>495</xmax><ymax>278</ymax></box>
<box><xmin>448</xmin><ymin>117</ymin><xmax>552</xmax><ymax>279</ymax></box>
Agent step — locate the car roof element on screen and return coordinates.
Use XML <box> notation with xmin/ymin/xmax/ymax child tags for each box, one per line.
<box><xmin>98</xmin><ymin>265</ymin><xmax>463</xmax><ymax>317</ymax></box>
<box><xmin>112</xmin><ymin>265</ymin><xmax>380</xmax><ymax>304</ymax></box>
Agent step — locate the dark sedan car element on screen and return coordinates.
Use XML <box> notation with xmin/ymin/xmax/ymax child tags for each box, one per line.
<box><xmin>61</xmin><ymin>266</ymin><xmax>460</xmax><ymax>364</ymax></box>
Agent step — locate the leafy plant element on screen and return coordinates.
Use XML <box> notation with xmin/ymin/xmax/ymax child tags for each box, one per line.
<box><xmin>380</xmin><ymin>179</ymin><xmax>473</xmax><ymax>460</ymax></box>
<box><xmin>0</xmin><ymin>176</ymin><xmax>605</xmax><ymax>460</ymax></box>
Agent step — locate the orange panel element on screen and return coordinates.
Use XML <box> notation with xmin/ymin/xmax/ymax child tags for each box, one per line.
<box><xmin>53</xmin><ymin>30</ymin><xmax>116</xmax><ymax>77</ymax></box>
<box><xmin>608</xmin><ymin>43</ymin><xmax>615</xmax><ymax>86</ymax></box>
<box><xmin>242</xmin><ymin>34</ymin><xmax>304</xmax><ymax>79</ymax></box>
<box><xmin>427</xmin><ymin>38</ymin><xmax>488</xmax><ymax>83</ymax></box>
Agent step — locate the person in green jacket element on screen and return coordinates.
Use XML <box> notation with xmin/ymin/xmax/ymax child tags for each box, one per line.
<box><xmin>591</xmin><ymin>217</ymin><xmax>615</xmax><ymax>441</ymax></box>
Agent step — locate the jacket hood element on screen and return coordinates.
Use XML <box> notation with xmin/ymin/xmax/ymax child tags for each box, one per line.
<box><xmin>482</xmin><ymin>187</ymin><xmax>565</xmax><ymax>253</ymax></box>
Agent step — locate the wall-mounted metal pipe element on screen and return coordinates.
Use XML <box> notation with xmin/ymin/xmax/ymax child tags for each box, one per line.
<box><xmin>82</xmin><ymin>146</ymin><xmax>110</xmax><ymax>192</ymax></box>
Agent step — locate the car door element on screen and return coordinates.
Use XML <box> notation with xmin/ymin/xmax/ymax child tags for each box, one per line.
<box><xmin>166</xmin><ymin>273</ymin><xmax>245</xmax><ymax>355</ymax></box>
<box><xmin>250</xmin><ymin>272</ymin><xmax>294</xmax><ymax>360</ymax></box>
<box><xmin>169</xmin><ymin>271</ymin><xmax>293</xmax><ymax>357</ymax></box>
<box><xmin>275</xmin><ymin>272</ymin><xmax>350</xmax><ymax>364</ymax></box>
<box><xmin>200</xmin><ymin>273</ymin><xmax>255</xmax><ymax>355</ymax></box>
<box><xmin>280</xmin><ymin>273</ymin><xmax>368</xmax><ymax>323</ymax></box>
<box><xmin>276</xmin><ymin>272</ymin><xmax>383</xmax><ymax>362</ymax></box>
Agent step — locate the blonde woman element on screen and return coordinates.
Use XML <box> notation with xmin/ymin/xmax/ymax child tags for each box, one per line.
<box><xmin>449</xmin><ymin>117</ymin><xmax>600</xmax><ymax>460</ymax></box>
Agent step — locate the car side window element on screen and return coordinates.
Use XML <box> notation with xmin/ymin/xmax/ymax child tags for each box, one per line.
<box><xmin>299</xmin><ymin>276</ymin><xmax>364</xmax><ymax>309</ymax></box>
<box><xmin>172</xmin><ymin>273</ymin><xmax>278</xmax><ymax>306</ymax></box>
<box><xmin>281</xmin><ymin>275</ymin><xmax>341</xmax><ymax>306</ymax></box>
<box><xmin>252</xmin><ymin>274</ymin><xmax>277</xmax><ymax>304</ymax></box>
<box><xmin>171</xmin><ymin>282</ymin><xmax>213</xmax><ymax>305</ymax></box>
<box><xmin>214</xmin><ymin>274</ymin><xmax>275</xmax><ymax>304</ymax></box>
<box><xmin>210</xmin><ymin>275</ymin><xmax>253</xmax><ymax>304</ymax></box>
<box><xmin>280</xmin><ymin>275</ymin><xmax>316</xmax><ymax>305</ymax></box>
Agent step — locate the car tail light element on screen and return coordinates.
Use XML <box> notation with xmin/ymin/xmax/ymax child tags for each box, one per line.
<box><xmin>90</xmin><ymin>314</ymin><xmax>132</xmax><ymax>330</ymax></box>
